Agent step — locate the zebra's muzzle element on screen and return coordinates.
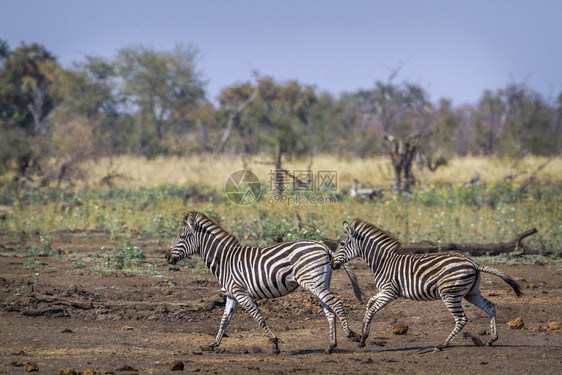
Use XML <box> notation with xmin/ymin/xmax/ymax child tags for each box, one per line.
<box><xmin>166</xmin><ymin>249</ymin><xmax>178</xmax><ymax>265</ymax></box>
<box><xmin>332</xmin><ymin>260</ymin><xmax>342</xmax><ymax>270</ymax></box>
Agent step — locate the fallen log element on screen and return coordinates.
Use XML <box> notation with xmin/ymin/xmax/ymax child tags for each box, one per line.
<box><xmin>29</xmin><ymin>292</ymin><xmax>225</xmax><ymax>313</ymax></box>
<box><xmin>401</xmin><ymin>228</ymin><xmax>539</xmax><ymax>255</ymax></box>
<box><xmin>324</xmin><ymin>228</ymin><xmax>542</xmax><ymax>257</ymax></box>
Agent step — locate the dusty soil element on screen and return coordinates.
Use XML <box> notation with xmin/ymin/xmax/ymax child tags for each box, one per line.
<box><xmin>1</xmin><ymin>231</ymin><xmax>561</xmax><ymax>374</ymax></box>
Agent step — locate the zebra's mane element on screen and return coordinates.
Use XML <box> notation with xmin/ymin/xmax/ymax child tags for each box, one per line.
<box><xmin>186</xmin><ymin>211</ymin><xmax>240</xmax><ymax>246</ymax></box>
<box><xmin>351</xmin><ymin>218</ymin><xmax>402</xmax><ymax>249</ymax></box>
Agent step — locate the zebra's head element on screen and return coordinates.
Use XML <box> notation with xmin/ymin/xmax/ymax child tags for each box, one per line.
<box><xmin>332</xmin><ymin>220</ymin><xmax>361</xmax><ymax>270</ymax></box>
<box><xmin>166</xmin><ymin>212</ymin><xmax>200</xmax><ymax>265</ymax></box>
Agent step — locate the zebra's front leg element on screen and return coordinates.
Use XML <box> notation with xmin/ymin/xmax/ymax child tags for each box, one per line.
<box><xmin>234</xmin><ymin>292</ymin><xmax>280</xmax><ymax>354</ymax></box>
<box><xmin>359</xmin><ymin>291</ymin><xmax>396</xmax><ymax>347</ymax></box>
<box><xmin>205</xmin><ymin>296</ymin><xmax>237</xmax><ymax>351</ymax></box>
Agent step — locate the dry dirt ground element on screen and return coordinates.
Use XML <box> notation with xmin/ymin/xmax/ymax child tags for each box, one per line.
<box><xmin>1</xmin><ymin>231</ymin><xmax>561</xmax><ymax>374</ymax></box>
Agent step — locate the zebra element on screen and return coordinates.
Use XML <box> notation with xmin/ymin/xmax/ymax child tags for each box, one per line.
<box><xmin>332</xmin><ymin>218</ymin><xmax>522</xmax><ymax>351</ymax></box>
<box><xmin>166</xmin><ymin>211</ymin><xmax>363</xmax><ymax>354</ymax></box>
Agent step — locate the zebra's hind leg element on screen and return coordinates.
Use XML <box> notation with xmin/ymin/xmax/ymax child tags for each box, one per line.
<box><xmin>300</xmin><ymin>282</ymin><xmax>360</xmax><ymax>350</ymax></box>
<box><xmin>320</xmin><ymin>304</ymin><xmax>337</xmax><ymax>354</ymax></box>
<box><xmin>435</xmin><ymin>296</ymin><xmax>468</xmax><ymax>351</ymax></box>
<box><xmin>234</xmin><ymin>291</ymin><xmax>280</xmax><ymax>354</ymax></box>
<box><xmin>205</xmin><ymin>296</ymin><xmax>238</xmax><ymax>351</ymax></box>
<box><xmin>465</xmin><ymin>291</ymin><xmax>498</xmax><ymax>346</ymax></box>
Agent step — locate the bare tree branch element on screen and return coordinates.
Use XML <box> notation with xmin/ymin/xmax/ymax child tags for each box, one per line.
<box><xmin>216</xmin><ymin>86</ymin><xmax>259</xmax><ymax>154</ymax></box>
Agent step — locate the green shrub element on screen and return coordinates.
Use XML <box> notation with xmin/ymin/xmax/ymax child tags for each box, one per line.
<box><xmin>103</xmin><ymin>233</ymin><xmax>145</xmax><ymax>271</ymax></box>
<box><xmin>73</xmin><ymin>261</ymin><xmax>86</xmax><ymax>269</ymax></box>
<box><xmin>27</xmin><ymin>235</ymin><xmax>53</xmax><ymax>257</ymax></box>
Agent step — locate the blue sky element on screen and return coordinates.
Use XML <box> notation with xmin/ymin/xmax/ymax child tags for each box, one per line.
<box><xmin>2</xmin><ymin>0</ymin><xmax>561</xmax><ymax>105</ymax></box>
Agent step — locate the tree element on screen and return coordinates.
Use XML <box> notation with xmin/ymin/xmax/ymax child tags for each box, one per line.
<box><xmin>473</xmin><ymin>90</ymin><xmax>506</xmax><ymax>155</ymax></box>
<box><xmin>215</xmin><ymin>77</ymin><xmax>318</xmax><ymax>193</ymax></box>
<box><xmin>500</xmin><ymin>84</ymin><xmax>552</xmax><ymax>156</ymax></box>
<box><xmin>0</xmin><ymin>42</ymin><xmax>60</xmax><ymax>133</ymax></box>
<box><xmin>216</xmin><ymin>77</ymin><xmax>317</xmax><ymax>157</ymax></box>
<box><xmin>115</xmin><ymin>44</ymin><xmax>206</xmax><ymax>156</ymax></box>
<box><xmin>346</xmin><ymin>80</ymin><xmax>435</xmax><ymax>192</ymax></box>
<box><xmin>0</xmin><ymin>41</ymin><xmax>62</xmax><ymax>176</ymax></box>
<box><xmin>216</xmin><ymin>81</ymin><xmax>259</xmax><ymax>154</ymax></box>
<box><xmin>308</xmin><ymin>93</ymin><xmax>357</xmax><ymax>156</ymax></box>
<box><xmin>55</xmin><ymin>55</ymin><xmax>123</xmax><ymax>158</ymax></box>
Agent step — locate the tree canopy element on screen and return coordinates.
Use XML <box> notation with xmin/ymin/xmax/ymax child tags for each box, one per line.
<box><xmin>1</xmin><ymin>40</ymin><xmax>560</xmax><ymax>181</ymax></box>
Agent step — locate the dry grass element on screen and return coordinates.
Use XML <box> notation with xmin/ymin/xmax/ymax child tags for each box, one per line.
<box><xmin>78</xmin><ymin>154</ymin><xmax>562</xmax><ymax>190</ymax></box>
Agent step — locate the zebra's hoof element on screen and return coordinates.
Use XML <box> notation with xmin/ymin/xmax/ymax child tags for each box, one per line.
<box><xmin>357</xmin><ymin>342</ymin><xmax>366</xmax><ymax>348</ymax></box>
<box><xmin>271</xmin><ymin>348</ymin><xmax>280</xmax><ymax>355</ymax></box>
<box><xmin>324</xmin><ymin>348</ymin><xmax>334</xmax><ymax>354</ymax></box>
<box><xmin>349</xmin><ymin>332</ymin><xmax>361</xmax><ymax>342</ymax></box>
<box><xmin>202</xmin><ymin>345</ymin><xmax>215</xmax><ymax>352</ymax></box>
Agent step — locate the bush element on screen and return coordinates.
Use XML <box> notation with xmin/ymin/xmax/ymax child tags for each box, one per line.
<box><xmin>27</xmin><ymin>235</ymin><xmax>54</xmax><ymax>257</ymax></box>
<box><xmin>104</xmin><ymin>233</ymin><xmax>145</xmax><ymax>270</ymax></box>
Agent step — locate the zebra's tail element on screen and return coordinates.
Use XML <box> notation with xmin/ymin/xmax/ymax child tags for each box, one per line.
<box><xmin>343</xmin><ymin>264</ymin><xmax>366</xmax><ymax>303</ymax></box>
<box><xmin>476</xmin><ymin>265</ymin><xmax>523</xmax><ymax>297</ymax></box>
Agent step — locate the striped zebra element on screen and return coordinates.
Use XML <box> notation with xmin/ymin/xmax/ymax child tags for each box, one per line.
<box><xmin>332</xmin><ymin>218</ymin><xmax>522</xmax><ymax>351</ymax></box>
<box><xmin>166</xmin><ymin>211</ymin><xmax>363</xmax><ymax>354</ymax></box>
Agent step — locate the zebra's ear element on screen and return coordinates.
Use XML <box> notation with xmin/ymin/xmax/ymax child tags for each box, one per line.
<box><xmin>184</xmin><ymin>212</ymin><xmax>195</xmax><ymax>230</ymax></box>
<box><xmin>343</xmin><ymin>221</ymin><xmax>351</xmax><ymax>234</ymax></box>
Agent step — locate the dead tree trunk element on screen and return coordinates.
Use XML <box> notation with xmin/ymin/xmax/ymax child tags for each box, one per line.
<box><xmin>403</xmin><ymin>145</ymin><xmax>417</xmax><ymax>192</ymax></box>
<box><xmin>323</xmin><ymin>228</ymin><xmax>542</xmax><ymax>256</ymax></box>
<box><xmin>274</xmin><ymin>141</ymin><xmax>284</xmax><ymax>194</ymax></box>
<box><xmin>385</xmin><ymin>135</ymin><xmax>417</xmax><ymax>194</ymax></box>
<box><xmin>518</xmin><ymin>157</ymin><xmax>553</xmax><ymax>193</ymax></box>
<box><xmin>197</xmin><ymin>119</ymin><xmax>210</xmax><ymax>154</ymax></box>
<box><xmin>28</xmin><ymin>83</ymin><xmax>53</xmax><ymax>136</ymax></box>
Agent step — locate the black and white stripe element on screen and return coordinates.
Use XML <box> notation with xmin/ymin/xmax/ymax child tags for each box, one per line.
<box><xmin>167</xmin><ymin>211</ymin><xmax>362</xmax><ymax>354</ymax></box>
<box><xmin>332</xmin><ymin>218</ymin><xmax>522</xmax><ymax>350</ymax></box>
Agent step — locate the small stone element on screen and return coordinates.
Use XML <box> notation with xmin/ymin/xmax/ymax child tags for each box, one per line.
<box><xmin>170</xmin><ymin>360</ymin><xmax>184</xmax><ymax>371</ymax></box>
<box><xmin>121</xmin><ymin>326</ymin><xmax>134</xmax><ymax>331</ymax></box>
<box><xmin>547</xmin><ymin>321</ymin><xmax>561</xmax><ymax>331</ymax></box>
<box><xmin>24</xmin><ymin>362</ymin><xmax>39</xmax><ymax>372</ymax></box>
<box><xmin>507</xmin><ymin>317</ymin><xmax>525</xmax><ymax>329</ymax></box>
<box><xmin>57</xmin><ymin>369</ymin><xmax>78</xmax><ymax>375</ymax></box>
<box><xmin>82</xmin><ymin>370</ymin><xmax>97</xmax><ymax>375</ymax></box>
<box><xmin>391</xmin><ymin>323</ymin><xmax>409</xmax><ymax>335</ymax></box>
